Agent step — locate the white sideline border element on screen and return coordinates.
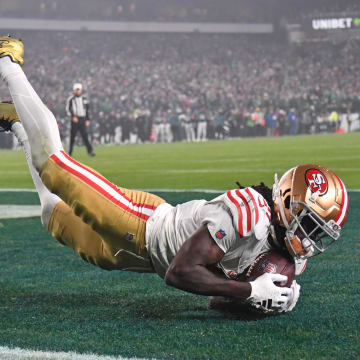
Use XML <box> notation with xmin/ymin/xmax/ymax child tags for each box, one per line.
<box><xmin>0</xmin><ymin>346</ymin><xmax>150</xmax><ymax>360</ymax></box>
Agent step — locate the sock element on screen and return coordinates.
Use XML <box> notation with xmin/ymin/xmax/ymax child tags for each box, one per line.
<box><xmin>0</xmin><ymin>56</ymin><xmax>63</xmax><ymax>170</ymax></box>
<box><xmin>12</xmin><ymin>122</ymin><xmax>61</xmax><ymax>228</ymax></box>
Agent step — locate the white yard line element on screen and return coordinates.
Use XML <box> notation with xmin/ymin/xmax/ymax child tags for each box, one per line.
<box><xmin>0</xmin><ymin>205</ymin><xmax>41</xmax><ymax>219</ymax></box>
<box><xmin>0</xmin><ymin>346</ymin><xmax>150</xmax><ymax>360</ymax></box>
<box><xmin>0</xmin><ymin>188</ymin><xmax>37</xmax><ymax>192</ymax></box>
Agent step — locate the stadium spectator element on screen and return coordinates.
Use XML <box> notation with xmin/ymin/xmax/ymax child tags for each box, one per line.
<box><xmin>288</xmin><ymin>109</ymin><xmax>297</xmax><ymax>135</ymax></box>
<box><xmin>266</xmin><ymin>110</ymin><xmax>276</xmax><ymax>137</ymax></box>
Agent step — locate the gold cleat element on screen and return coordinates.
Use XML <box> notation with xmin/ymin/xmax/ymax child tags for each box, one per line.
<box><xmin>0</xmin><ymin>102</ymin><xmax>20</xmax><ymax>132</ymax></box>
<box><xmin>0</xmin><ymin>36</ymin><xmax>24</xmax><ymax>66</ymax></box>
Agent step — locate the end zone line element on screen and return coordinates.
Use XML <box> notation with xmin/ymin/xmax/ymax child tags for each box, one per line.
<box><xmin>0</xmin><ymin>346</ymin><xmax>151</xmax><ymax>360</ymax></box>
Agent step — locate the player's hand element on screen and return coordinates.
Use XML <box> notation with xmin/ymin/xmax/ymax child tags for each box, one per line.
<box><xmin>72</xmin><ymin>116</ymin><xmax>79</xmax><ymax>123</ymax></box>
<box><xmin>247</xmin><ymin>273</ymin><xmax>293</xmax><ymax>312</ymax></box>
<box><xmin>85</xmin><ymin>120</ymin><xmax>90</xmax><ymax>127</ymax></box>
<box><xmin>278</xmin><ymin>280</ymin><xmax>301</xmax><ymax>313</ymax></box>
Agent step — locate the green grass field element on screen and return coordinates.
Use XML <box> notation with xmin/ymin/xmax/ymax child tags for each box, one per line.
<box><xmin>0</xmin><ymin>133</ymin><xmax>359</xmax><ymax>359</ymax></box>
<box><xmin>1</xmin><ymin>133</ymin><xmax>359</xmax><ymax>190</ymax></box>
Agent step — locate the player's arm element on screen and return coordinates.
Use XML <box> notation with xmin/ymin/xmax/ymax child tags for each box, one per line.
<box><xmin>165</xmin><ymin>225</ymin><xmax>292</xmax><ymax>308</ymax></box>
<box><xmin>165</xmin><ymin>225</ymin><xmax>252</xmax><ymax>300</ymax></box>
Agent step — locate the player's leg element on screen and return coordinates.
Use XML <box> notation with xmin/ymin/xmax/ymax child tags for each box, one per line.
<box><xmin>6</xmin><ymin>114</ymin><xmax>139</xmax><ymax>271</ymax></box>
<box><xmin>0</xmin><ymin>101</ymin><xmax>61</xmax><ymax>226</ymax></box>
<box><xmin>48</xmin><ymin>200</ymin><xmax>145</xmax><ymax>271</ymax></box>
<box><xmin>11</xmin><ymin>121</ymin><xmax>61</xmax><ymax>227</ymax></box>
<box><xmin>0</xmin><ymin>42</ymin><xmax>63</xmax><ymax>170</ymax></box>
<box><xmin>40</xmin><ymin>152</ymin><xmax>165</xmax><ymax>270</ymax></box>
<box><xmin>0</xmin><ymin>37</ymin><xmax>165</xmax><ymax>269</ymax></box>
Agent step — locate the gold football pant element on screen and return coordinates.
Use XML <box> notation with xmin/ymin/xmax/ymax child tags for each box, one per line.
<box><xmin>41</xmin><ymin>151</ymin><xmax>165</xmax><ymax>272</ymax></box>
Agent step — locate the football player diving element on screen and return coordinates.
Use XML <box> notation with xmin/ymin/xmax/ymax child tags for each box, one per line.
<box><xmin>0</xmin><ymin>37</ymin><xmax>349</xmax><ymax>315</ymax></box>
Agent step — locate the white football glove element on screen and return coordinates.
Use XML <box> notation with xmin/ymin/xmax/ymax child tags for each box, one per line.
<box><xmin>247</xmin><ymin>273</ymin><xmax>293</xmax><ymax>313</ymax></box>
<box><xmin>278</xmin><ymin>280</ymin><xmax>301</xmax><ymax>313</ymax></box>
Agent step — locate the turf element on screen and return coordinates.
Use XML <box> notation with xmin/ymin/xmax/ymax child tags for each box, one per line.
<box><xmin>0</xmin><ymin>133</ymin><xmax>359</xmax><ymax>190</ymax></box>
<box><xmin>0</xmin><ymin>134</ymin><xmax>359</xmax><ymax>359</ymax></box>
<box><xmin>0</xmin><ymin>191</ymin><xmax>359</xmax><ymax>360</ymax></box>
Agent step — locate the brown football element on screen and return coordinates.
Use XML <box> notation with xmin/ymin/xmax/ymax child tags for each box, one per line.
<box><xmin>209</xmin><ymin>251</ymin><xmax>295</xmax><ymax>317</ymax></box>
<box><xmin>245</xmin><ymin>250</ymin><xmax>295</xmax><ymax>287</ymax></box>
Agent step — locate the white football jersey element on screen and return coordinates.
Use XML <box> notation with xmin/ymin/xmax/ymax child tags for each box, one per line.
<box><xmin>146</xmin><ymin>188</ymin><xmax>272</xmax><ymax>279</ymax></box>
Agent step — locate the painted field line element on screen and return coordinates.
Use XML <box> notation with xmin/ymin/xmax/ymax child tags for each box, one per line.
<box><xmin>0</xmin><ymin>188</ymin><xmax>37</xmax><ymax>192</ymax></box>
<box><xmin>0</xmin><ymin>205</ymin><xmax>41</xmax><ymax>219</ymax></box>
<box><xmin>0</xmin><ymin>346</ymin><xmax>150</xmax><ymax>360</ymax></box>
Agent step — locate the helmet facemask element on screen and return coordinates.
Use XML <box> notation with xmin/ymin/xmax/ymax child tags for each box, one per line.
<box><xmin>273</xmin><ymin>173</ymin><xmax>342</xmax><ymax>260</ymax></box>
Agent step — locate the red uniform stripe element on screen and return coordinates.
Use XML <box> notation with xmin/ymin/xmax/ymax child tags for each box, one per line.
<box><xmin>227</xmin><ymin>190</ymin><xmax>244</xmax><ymax>237</ymax></box>
<box><xmin>265</xmin><ymin>212</ymin><xmax>271</xmax><ymax>222</ymax></box>
<box><xmin>235</xmin><ymin>189</ymin><xmax>252</xmax><ymax>233</ymax></box>
<box><xmin>333</xmin><ymin>174</ymin><xmax>348</xmax><ymax>226</ymax></box>
<box><xmin>51</xmin><ymin>154</ymin><xmax>150</xmax><ymax>221</ymax></box>
<box><xmin>60</xmin><ymin>151</ymin><xmax>156</xmax><ymax>210</ymax></box>
<box><xmin>245</xmin><ymin>188</ymin><xmax>259</xmax><ymax>225</ymax></box>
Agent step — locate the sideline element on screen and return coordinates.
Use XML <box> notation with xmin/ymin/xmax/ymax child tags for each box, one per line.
<box><xmin>0</xmin><ymin>346</ymin><xmax>150</xmax><ymax>360</ymax></box>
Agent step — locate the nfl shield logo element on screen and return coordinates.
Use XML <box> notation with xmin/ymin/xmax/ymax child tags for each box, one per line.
<box><xmin>263</xmin><ymin>262</ymin><xmax>277</xmax><ymax>274</ymax></box>
<box><xmin>215</xmin><ymin>229</ymin><xmax>226</xmax><ymax>239</ymax></box>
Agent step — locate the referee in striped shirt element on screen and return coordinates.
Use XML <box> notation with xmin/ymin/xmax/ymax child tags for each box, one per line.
<box><xmin>66</xmin><ymin>83</ymin><xmax>95</xmax><ymax>157</ymax></box>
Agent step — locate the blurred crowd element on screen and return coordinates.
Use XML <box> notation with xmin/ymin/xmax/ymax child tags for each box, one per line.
<box><xmin>0</xmin><ymin>0</ymin><xmax>276</xmax><ymax>23</ymax></box>
<box><xmin>0</xmin><ymin>31</ymin><xmax>359</xmax><ymax>146</ymax></box>
<box><xmin>2</xmin><ymin>0</ymin><xmax>360</xmax><ymax>24</ymax></box>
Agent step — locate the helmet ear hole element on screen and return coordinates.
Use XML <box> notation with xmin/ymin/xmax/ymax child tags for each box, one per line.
<box><xmin>284</xmin><ymin>195</ymin><xmax>291</xmax><ymax>209</ymax></box>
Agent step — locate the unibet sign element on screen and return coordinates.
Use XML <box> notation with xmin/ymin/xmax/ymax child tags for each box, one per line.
<box><xmin>312</xmin><ymin>17</ymin><xmax>360</xmax><ymax>30</ymax></box>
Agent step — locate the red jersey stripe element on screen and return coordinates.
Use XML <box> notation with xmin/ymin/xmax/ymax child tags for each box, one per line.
<box><xmin>265</xmin><ymin>212</ymin><xmax>271</xmax><ymax>222</ymax></box>
<box><xmin>226</xmin><ymin>190</ymin><xmax>244</xmax><ymax>237</ymax></box>
<box><xmin>60</xmin><ymin>151</ymin><xmax>156</xmax><ymax>211</ymax></box>
<box><xmin>51</xmin><ymin>154</ymin><xmax>150</xmax><ymax>221</ymax></box>
<box><xmin>245</xmin><ymin>188</ymin><xmax>259</xmax><ymax>225</ymax></box>
<box><xmin>235</xmin><ymin>189</ymin><xmax>251</xmax><ymax>233</ymax></box>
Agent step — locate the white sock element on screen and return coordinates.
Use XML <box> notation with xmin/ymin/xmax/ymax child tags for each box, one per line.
<box><xmin>12</xmin><ymin>122</ymin><xmax>61</xmax><ymax>228</ymax></box>
<box><xmin>0</xmin><ymin>56</ymin><xmax>63</xmax><ymax>170</ymax></box>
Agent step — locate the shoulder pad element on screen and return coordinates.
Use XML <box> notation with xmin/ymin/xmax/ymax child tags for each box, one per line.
<box><xmin>218</xmin><ymin>188</ymin><xmax>271</xmax><ymax>238</ymax></box>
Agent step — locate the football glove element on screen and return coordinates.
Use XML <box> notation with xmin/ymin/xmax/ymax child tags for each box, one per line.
<box><xmin>278</xmin><ymin>280</ymin><xmax>301</xmax><ymax>313</ymax></box>
<box><xmin>247</xmin><ymin>273</ymin><xmax>293</xmax><ymax>313</ymax></box>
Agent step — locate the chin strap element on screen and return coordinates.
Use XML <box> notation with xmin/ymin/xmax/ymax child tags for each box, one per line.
<box><xmin>272</xmin><ymin>173</ymin><xmax>290</xmax><ymax>229</ymax></box>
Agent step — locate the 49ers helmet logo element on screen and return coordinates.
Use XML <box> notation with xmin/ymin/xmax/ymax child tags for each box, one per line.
<box><xmin>305</xmin><ymin>169</ymin><xmax>328</xmax><ymax>195</ymax></box>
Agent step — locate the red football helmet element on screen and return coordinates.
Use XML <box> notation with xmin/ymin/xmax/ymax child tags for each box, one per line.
<box><xmin>272</xmin><ymin>164</ymin><xmax>349</xmax><ymax>259</ymax></box>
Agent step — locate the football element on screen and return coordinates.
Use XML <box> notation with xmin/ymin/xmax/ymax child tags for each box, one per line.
<box><xmin>209</xmin><ymin>251</ymin><xmax>295</xmax><ymax>316</ymax></box>
<box><xmin>245</xmin><ymin>250</ymin><xmax>295</xmax><ymax>288</ymax></box>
